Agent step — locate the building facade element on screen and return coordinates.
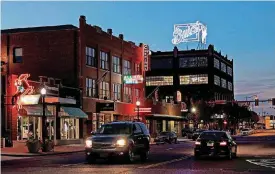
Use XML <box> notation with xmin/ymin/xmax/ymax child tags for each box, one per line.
<box><xmin>1</xmin><ymin>15</ymin><xmax>147</xmax><ymax>141</ymax></box>
<box><xmin>145</xmin><ymin>45</ymin><xmax>234</xmax><ymax>104</ymax></box>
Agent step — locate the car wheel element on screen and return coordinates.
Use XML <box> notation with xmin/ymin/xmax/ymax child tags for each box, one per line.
<box><xmin>86</xmin><ymin>155</ymin><xmax>96</xmax><ymax>164</ymax></box>
<box><xmin>194</xmin><ymin>152</ymin><xmax>200</xmax><ymax>160</ymax></box>
<box><xmin>227</xmin><ymin>149</ymin><xmax>233</xmax><ymax>160</ymax></box>
<box><xmin>140</xmin><ymin>150</ymin><xmax>149</xmax><ymax>162</ymax></box>
<box><xmin>174</xmin><ymin>138</ymin><xmax>177</xmax><ymax>144</ymax></box>
<box><xmin>125</xmin><ymin>146</ymin><xmax>135</xmax><ymax>163</ymax></box>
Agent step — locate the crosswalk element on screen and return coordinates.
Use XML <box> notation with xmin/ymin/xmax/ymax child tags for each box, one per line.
<box><xmin>246</xmin><ymin>158</ymin><xmax>275</xmax><ymax>169</ymax></box>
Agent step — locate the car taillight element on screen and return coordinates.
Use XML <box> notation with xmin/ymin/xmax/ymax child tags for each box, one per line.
<box><xmin>195</xmin><ymin>141</ymin><xmax>201</xmax><ymax>145</ymax></box>
<box><xmin>220</xmin><ymin>141</ymin><xmax>227</xmax><ymax>146</ymax></box>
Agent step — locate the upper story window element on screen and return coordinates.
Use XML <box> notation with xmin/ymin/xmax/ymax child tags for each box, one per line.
<box><xmin>228</xmin><ymin>81</ymin><xmax>233</xmax><ymax>91</ymax></box>
<box><xmin>13</xmin><ymin>48</ymin><xmax>23</xmax><ymax>63</ymax></box>
<box><xmin>86</xmin><ymin>78</ymin><xmax>96</xmax><ymax>97</ymax></box>
<box><xmin>151</xmin><ymin>58</ymin><xmax>173</xmax><ymax>69</ymax></box>
<box><xmin>179</xmin><ymin>74</ymin><xmax>208</xmax><ymax>85</ymax></box>
<box><xmin>221</xmin><ymin>62</ymin><xmax>227</xmax><ymax>73</ymax></box>
<box><xmin>124</xmin><ymin>86</ymin><xmax>132</xmax><ymax>103</ymax></box>
<box><xmin>113</xmin><ymin>84</ymin><xmax>121</xmax><ymax>101</ymax></box>
<box><xmin>227</xmin><ymin>66</ymin><xmax>233</xmax><ymax>76</ymax></box>
<box><xmin>86</xmin><ymin>47</ymin><xmax>96</xmax><ymax>67</ymax></box>
<box><xmin>112</xmin><ymin>56</ymin><xmax>121</xmax><ymax>74</ymax></box>
<box><xmin>99</xmin><ymin>81</ymin><xmax>110</xmax><ymax>99</ymax></box>
<box><xmin>100</xmin><ymin>51</ymin><xmax>109</xmax><ymax>70</ymax></box>
<box><xmin>123</xmin><ymin>60</ymin><xmax>131</xmax><ymax>75</ymax></box>
<box><xmin>135</xmin><ymin>63</ymin><xmax>141</xmax><ymax>75</ymax></box>
<box><xmin>221</xmin><ymin>78</ymin><xmax>227</xmax><ymax>88</ymax></box>
<box><xmin>135</xmin><ymin>88</ymin><xmax>140</xmax><ymax>100</ymax></box>
<box><xmin>146</xmin><ymin>76</ymin><xmax>173</xmax><ymax>86</ymax></box>
<box><xmin>214</xmin><ymin>58</ymin><xmax>220</xmax><ymax>69</ymax></box>
<box><xmin>179</xmin><ymin>57</ymin><xmax>208</xmax><ymax>68</ymax></box>
<box><xmin>214</xmin><ymin>75</ymin><xmax>220</xmax><ymax>86</ymax></box>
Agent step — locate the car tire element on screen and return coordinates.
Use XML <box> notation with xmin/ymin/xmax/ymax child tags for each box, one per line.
<box><xmin>174</xmin><ymin>138</ymin><xmax>177</xmax><ymax>144</ymax></box>
<box><xmin>86</xmin><ymin>155</ymin><xmax>96</xmax><ymax>164</ymax></box>
<box><xmin>227</xmin><ymin>149</ymin><xmax>233</xmax><ymax>160</ymax></box>
<box><xmin>140</xmin><ymin>150</ymin><xmax>149</xmax><ymax>162</ymax></box>
<box><xmin>125</xmin><ymin>146</ymin><xmax>135</xmax><ymax>163</ymax></box>
<box><xmin>194</xmin><ymin>152</ymin><xmax>200</xmax><ymax>160</ymax></box>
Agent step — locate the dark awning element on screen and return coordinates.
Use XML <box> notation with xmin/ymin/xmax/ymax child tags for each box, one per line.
<box><xmin>59</xmin><ymin>106</ymin><xmax>88</xmax><ymax>118</ymax></box>
<box><xmin>19</xmin><ymin>105</ymin><xmax>53</xmax><ymax>116</ymax></box>
<box><xmin>145</xmin><ymin>114</ymin><xmax>188</xmax><ymax>121</ymax></box>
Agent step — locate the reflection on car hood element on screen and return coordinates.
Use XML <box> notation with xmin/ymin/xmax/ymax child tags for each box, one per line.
<box><xmin>156</xmin><ymin>135</ymin><xmax>168</xmax><ymax>139</ymax></box>
<box><xmin>90</xmin><ymin>134</ymin><xmax>129</xmax><ymax>142</ymax></box>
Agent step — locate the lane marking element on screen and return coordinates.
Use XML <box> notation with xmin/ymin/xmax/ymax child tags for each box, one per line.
<box><xmin>138</xmin><ymin>155</ymin><xmax>190</xmax><ymax>169</ymax></box>
<box><xmin>246</xmin><ymin>159</ymin><xmax>275</xmax><ymax>169</ymax></box>
<box><xmin>60</xmin><ymin>162</ymin><xmax>86</xmax><ymax>167</ymax></box>
<box><xmin>166</xmin><ymin>148</ymin><xmax>173</xmax><ymax>151</ymax></box>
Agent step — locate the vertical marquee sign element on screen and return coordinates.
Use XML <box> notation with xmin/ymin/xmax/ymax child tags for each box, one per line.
<box><xmin>143</xmin><ymin>44</ymin><xmax>150</xmax><ymax>71</ymax></box>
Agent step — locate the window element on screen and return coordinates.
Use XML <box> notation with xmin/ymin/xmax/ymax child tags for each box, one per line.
<box><xmin>227</xmin><ymin>66</ymin><xmax>233</xmax><ymax>76</ymax></box>
<box><xmin>99</xmin><ymin>81</ymin><xmax>110</xmax><ymax>99</ymax></box>
<box><xmin>86</xmin><ymin>78</ymin><xmax>96</xmax><ymax>97</ymax></box>
<box><xmin>123</xmin><ymin>60</ymin><xmax>131</xmax><ymax>75</ymax></box>
<box><xmin>138</xmin><ymin>123</ymin><xmax>150</xmax><ymax>135</ymax></box>
<box><xmin>134</xmin><ymin>123</ymin><xmax>142</xmax><ymax>134</ymax></box>
<box><xmin>86</xmin><ymin>47</ymin><xmax>96</xmax><ymax>67</ymax></box>
<box><xmin>151</xmin><ymin>58</ymin><xmax>173</xmax><ymax>69</ymax></box>
<box><xmin>113</xmin><ymin>84</ymin><xmax>121</xmax><ymax>101</ymax></box>
<box><xmin>135</xmin><ymin>88</ymin><xmax>140</xmax><ymax>100</ymax></box>
<box><xmin>124</xmin><ymin>86</ymin><xmax>132</xmax><ymax>103</ymax></box>
<box><xmin>214</xmin><ymin>75</ymin><xmax>220</xmax><ymax>86</ymax></box>
<box><xmin>179</xmin><ymin>74</ymin><xmax>208</xmax><ymax>85</ymax></box>
<box><xmin>179</xmin><ymin>57</ymin><xmax>208</xmax><ymax>68</ymax></box>
<box><xmin>214</xmin><ymin>58</ymin><xmax>220</xmax><ymax>69</ymax></box>
<box><xmin>135</xmin><ymin>63</ymin><xmax>141</xmax><ymax>75</ymax></box>
<box><xmin>60</xmin><ymin>118</ymin><xmax>79</xmax><ymax>140</ymax></box>
<box><xmin>112</xmin><ymin>56</ymin><xmax>121</xmax><ymax>73</ymax></box>
<box><xmin>221</xmin><ymin>62</ymin><xmax>227</xmax><ymax>73</ymax></box>
<box><xmin>221</xmin><ymin>78</ymin><xmax>227</xmax><ymax>88</ymax></box>
<box><xmin>13</xmin><ymin>48</ymin><xmax>23</xmax><ymax>63</ymax></box>
<box><xmin>100</xmin><ymin>51</ymin><xmax>109</xmax><ymax>70</ymax></box>
<box><xmin>146</xmin><ymin>76</ymin><xmax>173</xmax><ymax>86</ymax></box>
<box><xmin>228</xmin><ymin>82</ymin><xmax>233</xmax><ymax>91</ymax></box>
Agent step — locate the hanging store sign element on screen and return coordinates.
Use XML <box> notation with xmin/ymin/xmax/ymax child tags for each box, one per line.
<box><xmin>143</xmin><ymin>44</ymin><xmax>150</xmax><ymax>71</ymax></box>
<box><xmin>18</xmin><ymin>94</ymin><xmax>40</xmax><ymax>105</ymax></box>
<box><xmin>134</xmin><ymin>107</ymin><xmax>152</xmax><ymax>113</ymax></box>
<box><xmin>96</xmin><ymin>102</ymin><xmax>115</xmax><ymax>112</ymax></box>
<box><xmin>172</xmin><ymin>21</ymin><xmax>207</xmax><ymax>45</ymax></box>
<box><xmin>123</xmin><ymin>75</ymin><xmax>144</xmax><ymax>84</ymax></box>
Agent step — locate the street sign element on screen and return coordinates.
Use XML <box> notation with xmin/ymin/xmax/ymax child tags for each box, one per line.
<box><xmin>96</xmin><ymin>102</ymin><xmax>115</xmax><ymax>112</ymax></box>
<box><xmin>134</xmin><ymin>107</ymin><xmax>151</xmax><ymax>113</ymax></box>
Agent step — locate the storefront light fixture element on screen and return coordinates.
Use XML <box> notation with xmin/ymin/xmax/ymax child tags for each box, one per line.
<box><xmin>40</xmin><ymin>88</ymin><xmax>47</xmax><ymax>95</ymax></box>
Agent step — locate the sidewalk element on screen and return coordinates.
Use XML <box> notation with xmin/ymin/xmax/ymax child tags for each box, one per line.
<box><xmin>1</xmin><ymin>143</ymin><xmax>85</xmax><ymax>157</ymax></box>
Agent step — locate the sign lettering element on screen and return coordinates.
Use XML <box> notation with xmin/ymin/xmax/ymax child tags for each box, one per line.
<box><xmin>143</xmin><ymin>44</ymin><xmax>150</xmax><ymax>71</ymax></box>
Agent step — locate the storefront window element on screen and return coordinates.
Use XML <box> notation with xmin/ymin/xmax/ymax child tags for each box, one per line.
<box><xmin>17</xmin><ymin>116</ymin><xmax>42</xmax><ymax>140</ymax></box>
<box><xmin>60</xmin><ymin>118</ymin><xmax>79</xmax><ymax>140</ymax></box>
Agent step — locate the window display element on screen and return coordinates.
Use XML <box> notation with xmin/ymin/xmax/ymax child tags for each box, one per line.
<box><xmin>60</xmin><ymin>118</ymin><xmax>79</xmax><ymax>140</ymax></box>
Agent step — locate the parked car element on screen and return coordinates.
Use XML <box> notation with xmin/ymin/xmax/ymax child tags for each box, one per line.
<box><xmin>194</xmin><ymin>130</ymin><xmax>238</xmax><ymax>160</ymax></box>
<box><xmin>155</xmin><ymin>131</ymin><xmax>178</xmax><ymax>144</ymax></box>
<box><xmin>85</xmin><ymin>121</ymin><xmax>150</xmax><ymax>164</ymax></box>
<box><xmin>192</xmin><ymin>130</ymin><xmax>206</xmax><ymax>141</ymax></box>
<box><xmin>240</xmin><ymin>128</ymin><xmax>253</xmax><ymax>136</ymax></box>
<box><xmin>186</xmin><ymin>129</ymin><xmax>195</xmax><ymax>139</ymax></box>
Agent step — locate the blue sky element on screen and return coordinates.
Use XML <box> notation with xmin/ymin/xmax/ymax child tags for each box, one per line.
<box><xmin>2</xmin><ymin>1</ymin><xmax>275</xmax><ymax>115</ymax></box>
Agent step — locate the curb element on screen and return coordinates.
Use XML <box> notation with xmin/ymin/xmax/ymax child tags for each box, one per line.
<box><xmin>1</xmin><ymin>150</ymin><xmax>85</xmax><ymax>157</ymax></box>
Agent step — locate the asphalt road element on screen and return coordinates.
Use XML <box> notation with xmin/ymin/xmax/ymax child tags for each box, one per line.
<box><xmin>1</xmin><ymin>140</ymin><xmax>275</xmax><ymax>174</ymax></box>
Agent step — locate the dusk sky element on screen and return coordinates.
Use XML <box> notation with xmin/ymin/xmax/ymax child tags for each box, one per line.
<box><xmin>2</xmin><ymin>1</ymin><xmax>275</xmax><ymax>115</ymax></box>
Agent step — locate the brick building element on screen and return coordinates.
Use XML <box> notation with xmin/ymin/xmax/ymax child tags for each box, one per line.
<box><xmin>1</xmin><ymin>15</ymin><xmax>148</xmax><ymax>142</ymax></box>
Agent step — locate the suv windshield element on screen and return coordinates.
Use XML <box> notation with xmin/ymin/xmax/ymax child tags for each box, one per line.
<box><xmin>97</xmin><ymin>123</ymin><xmax>132</xmax><ymax>135</ymax></box>
<box><xmin>199</xmin><ymin>132</ymin><xmax>227</xmax><ymax>140</ymax></box>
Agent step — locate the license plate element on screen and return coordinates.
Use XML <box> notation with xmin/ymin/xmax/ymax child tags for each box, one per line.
<box><xmin>207</xmin><ymin>142</ymin><xmax>214</xmax><ymax>146</ymax></box>
<box><xmin>100</xmin><ymin>153</ymin><xmax>108</xmax><ymax>158</ymax></box>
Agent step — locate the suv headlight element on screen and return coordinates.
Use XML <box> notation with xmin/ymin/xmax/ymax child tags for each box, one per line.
<box><xmin>116</xmin><ymin>139</ymin><xmax>126</xmax><ymax>146</ymax></box>
<box><xmin>85</xmin><ymin>140</ymin><xmax>92</xmax><ymax>147</ymax></box>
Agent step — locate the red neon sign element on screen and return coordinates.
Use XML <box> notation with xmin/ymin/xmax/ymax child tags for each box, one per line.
<box><xmin>14</xmin><ymin>74</ymin><xmax>34</xmax><ymax>109</ymax></box>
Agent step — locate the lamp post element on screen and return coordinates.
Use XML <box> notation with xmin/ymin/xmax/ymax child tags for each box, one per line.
<box><xmin>40</xmin><ymin>88</ymin><xmax>47</xmax><ymax>152</ymax></box>
<box><xmin>136</xmin><ymin>100</ymin><xmax>140</xmax><ymax>121</ymax></box>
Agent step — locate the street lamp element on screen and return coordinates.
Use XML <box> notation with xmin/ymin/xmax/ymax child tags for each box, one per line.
<box><xmin>136</xmin><ymin>100</ymin><xmax>140</xmax><ymax>121</ymax></box>
<box><xmin>191</xmin><ymin>107</ymin><xmax>196</xmax><ymax>113</ymax></box>
<box><xmin>40</xmin><ymin>87</ymin><xmax>47</xmax><ymax>152</ymax></box>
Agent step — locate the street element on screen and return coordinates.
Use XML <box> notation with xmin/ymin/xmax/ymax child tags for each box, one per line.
<box><xmin>2</xmin><ymin>140</ymin><xmax>275</xmax><ymax>174</ymax></box>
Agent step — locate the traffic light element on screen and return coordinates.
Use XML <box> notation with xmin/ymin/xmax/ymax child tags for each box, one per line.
<box><xmin>255</xmin><ymin>98</ymin><xmax>259</xmax><ymax>106</ymax></box>
<box><xmin>272</xmin><ymin>98</ymin><xmax>275</xmax><ymax>106</ymax></box>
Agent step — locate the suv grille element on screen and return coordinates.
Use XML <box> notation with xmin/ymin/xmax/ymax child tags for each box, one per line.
<box><xmin>93</xmin><ymin>143</ymin><xmax>114</xmax><ymax>149</ymax></box>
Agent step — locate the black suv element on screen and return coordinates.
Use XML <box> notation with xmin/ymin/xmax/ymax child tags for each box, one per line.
<box><xmin>85</xmin><ymin>121</ymin><xmax>151</xmax><ymax>163</ymax></box>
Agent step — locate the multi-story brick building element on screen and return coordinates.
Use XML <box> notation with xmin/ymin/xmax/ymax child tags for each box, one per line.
<box><xmin>1</xmin><ymin>15</ymin><xmax>148</xmax><ymax>142</ymax></box>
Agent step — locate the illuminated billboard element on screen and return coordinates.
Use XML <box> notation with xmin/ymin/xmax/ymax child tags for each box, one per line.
<box><xmin>123</xmin><ymin>75</ymin><xmax>144</xmax><ymax>84</ymax></box>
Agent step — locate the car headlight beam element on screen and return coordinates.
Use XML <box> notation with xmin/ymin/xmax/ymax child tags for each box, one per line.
<box><xmin>116</xmin><ymin>139</ymin><xmax>126</xmax><ymax>146</ymax></box>
<box><xmin>85</xmin><ymin>140</ymin><xmax>92</xmax><ymax>147</ymax></box>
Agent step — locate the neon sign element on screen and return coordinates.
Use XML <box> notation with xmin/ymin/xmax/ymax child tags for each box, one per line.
<box><xmin>172</xmin><ymin>21</ymin><xmax>207</xmax><ymax>45</ymax></box>
<box><xmin>14</xmin><ymin>74</ymin><xmax>34</xmax><ymax>109</ymax></box>
<box><xmin>143</xmin><ymin>44</ymin><xmax>150</xmax><ymax>71</ymax></box>
<box><xmin>123</xmin><ymin>75</ymin><xmax>144</xmax><ymax>84</ymax></box>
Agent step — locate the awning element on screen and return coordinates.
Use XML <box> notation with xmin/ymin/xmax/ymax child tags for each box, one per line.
<box><xmin>19</xmin><ymin>105</ymin><xmax>53</xmax><ymax>116</ymax></box>
<box><xmin>60</xmin><ymin>106</ymin><xmax>88</xmax><ymax>118</ymax></box>
<box><xmin>145</xmin><ymin>114</ymin><xmax>188</xmax><ymax>121</ymax></box>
